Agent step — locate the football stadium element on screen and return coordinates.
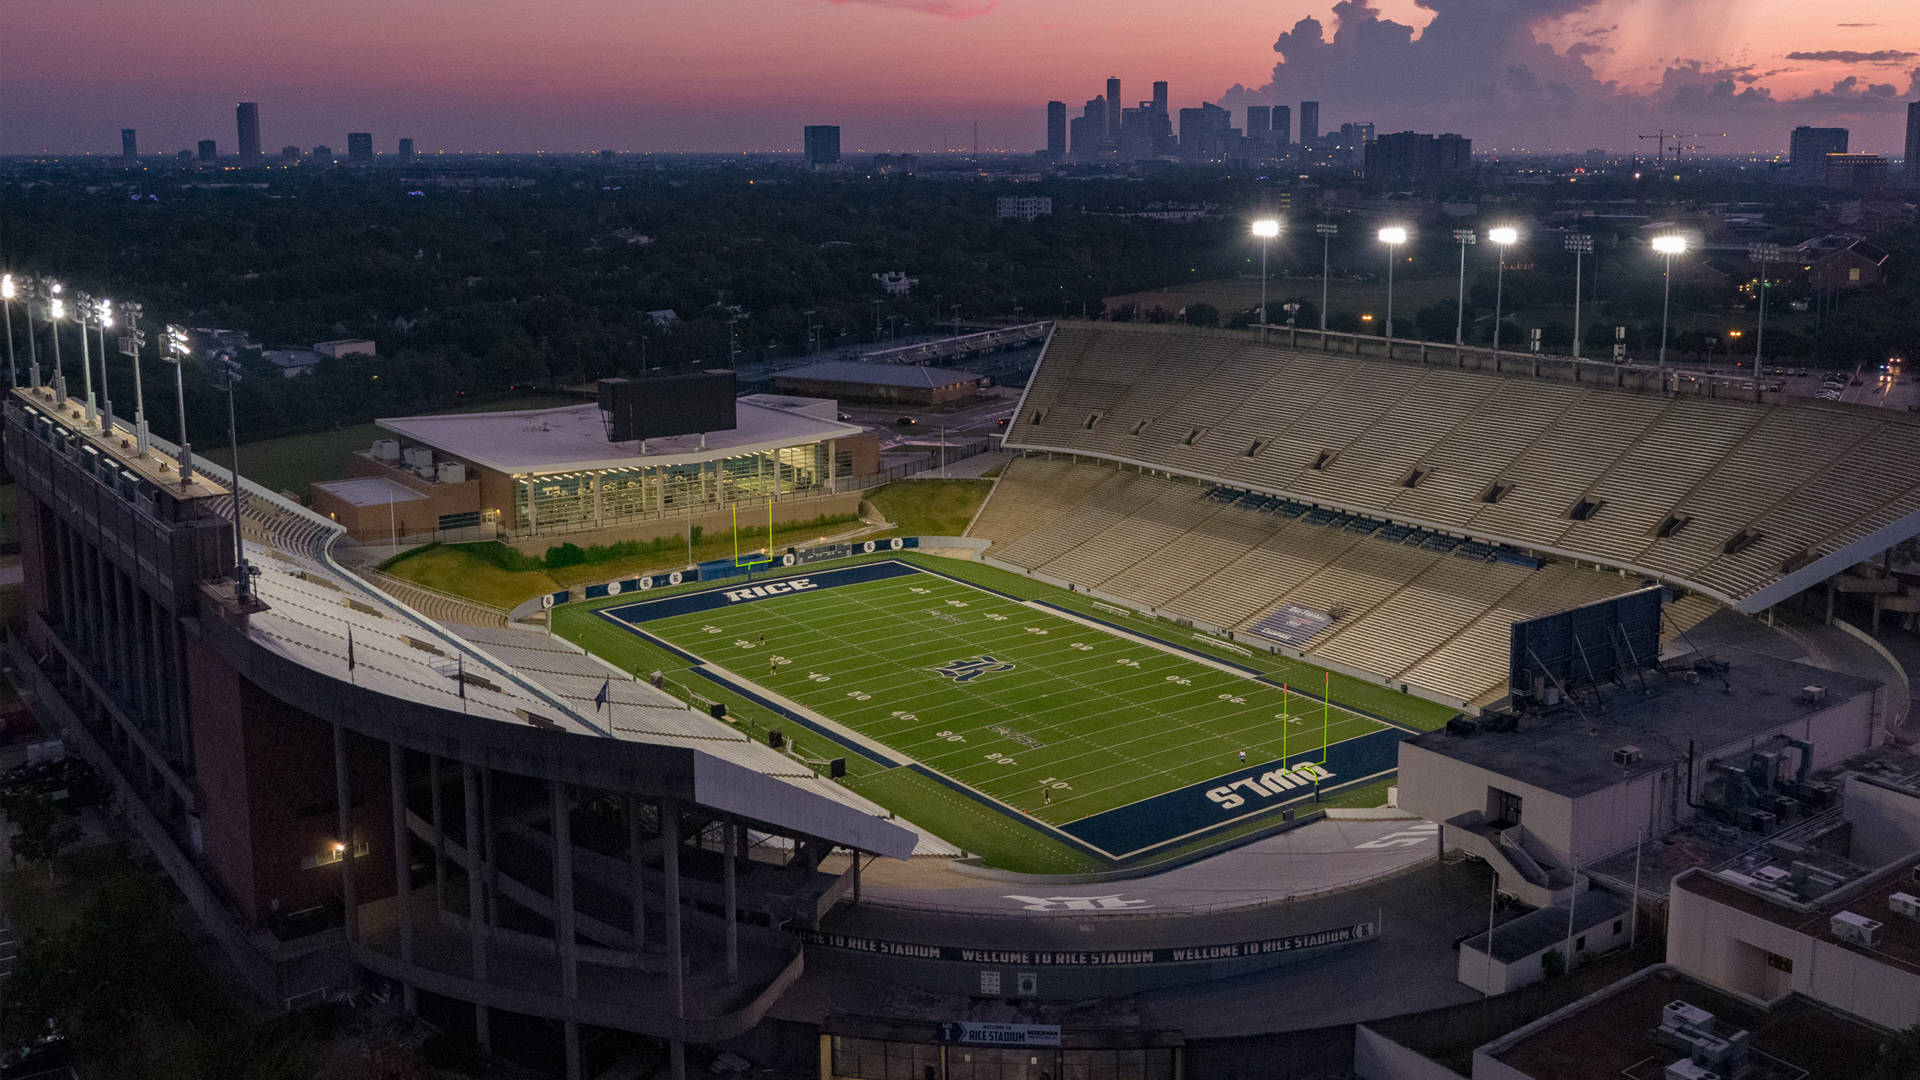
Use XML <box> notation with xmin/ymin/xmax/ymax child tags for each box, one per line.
<box><xmin>13</xmin><ymin>314</ymin><xmax>1920</xmax><ymax>1078</ymax></box>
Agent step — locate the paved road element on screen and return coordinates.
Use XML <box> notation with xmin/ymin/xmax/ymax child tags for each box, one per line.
<box><xmin>860</xmin><ymin>816</ymin><xmax>1439</xmax><ymax>915</ymax></box>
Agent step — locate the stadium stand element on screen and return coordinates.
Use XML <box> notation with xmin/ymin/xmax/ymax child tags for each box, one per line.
<box><xmin>1003</xmin><ymin>323</ymin><xmax>1920</xmax><ymax>614</ymax></box>
<box><xmin>971</xmin><ymin>457</ymin><xmax>1643</xmax><ymax>706</ymax></box>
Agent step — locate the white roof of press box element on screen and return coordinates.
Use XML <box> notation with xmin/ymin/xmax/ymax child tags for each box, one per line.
<box><xmin>375</xmin><ymin>394</ymin><xmax>861</xmax><ymax>477</ymax></box>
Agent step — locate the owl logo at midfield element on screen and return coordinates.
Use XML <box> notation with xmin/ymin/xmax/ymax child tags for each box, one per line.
<box><xmin>932</xmin><ymin>655</ymin><xmax>1016</xmax><ymax>683</ymax></box>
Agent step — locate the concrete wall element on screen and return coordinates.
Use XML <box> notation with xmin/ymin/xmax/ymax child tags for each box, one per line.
<box><xmin>1667</xmin><ymin>871</ymin><xmax>1920</xmax><ymax>1030</ymax></box>
<box><xmin>1846</xmin><ymin>776</ymin><xmax>1920</xmax><ymax>867</ymax></box>
<box><xmin>1396</xmin><ymin>741</ymin><xmax>1575</xmax><ymax>868</ymax></box>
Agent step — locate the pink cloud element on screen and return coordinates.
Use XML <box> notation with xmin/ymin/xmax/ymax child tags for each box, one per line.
<box><xmin>823</xmin><ymin>0</ymin><xmax>997</xmax><ymax>19</ymax></box>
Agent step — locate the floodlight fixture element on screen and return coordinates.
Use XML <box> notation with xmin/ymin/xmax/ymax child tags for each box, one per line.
<box><xmin>1488</xmin><ymin>226</ymin><xmax>1519</xmax><ymax>246</ymax></box>
<box><xmin>163</xmin><ymin>324</ymin><xmax>194</xmax><ymax>486</ymax></box>
<box><xmin>1251</xmin><ymin>219</ymin><xmax>1280</xmax><ymax>238</ymax></box>
<box><xmin>1652</xmin><ymin>234</ymin><xmax>1688</xmax><ymax>255</ymax></box>
<box><xmin>1378</xmin><ymin>225</ymin><xmax>1408</xmax><ymax>245</ymax></box>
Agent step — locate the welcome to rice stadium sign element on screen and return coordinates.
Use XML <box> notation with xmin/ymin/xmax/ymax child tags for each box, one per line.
<box><xmin>792</xmin><ymin>921</ymin><xmax>1376</xmax><ymax>966</ymax></box>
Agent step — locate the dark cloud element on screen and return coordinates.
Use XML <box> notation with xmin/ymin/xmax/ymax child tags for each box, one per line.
<box><xmin>1835</xmin><ymin>23</ymin><xmax>1878</xmax><ymax>27</ymax></box>
<box><xmin>821</xmin><ymin>0</ymin><xmax>996</xmax><ymax>19</ymax></box>
<box><xmin>1794</xmin><ymin>74</ymin><xmax>1902</xmax><ymax>103</ymax></box>
<box><xmin>1784</xmin><ymin>49</ymin><xmax>1917</xmax><ymax>63</ymax></box>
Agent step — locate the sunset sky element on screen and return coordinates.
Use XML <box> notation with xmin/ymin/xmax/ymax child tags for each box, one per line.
<box><xmin>2</xmin><ymin>0</ymin><xmax>1915</xmax><ymax>156</ymax></box>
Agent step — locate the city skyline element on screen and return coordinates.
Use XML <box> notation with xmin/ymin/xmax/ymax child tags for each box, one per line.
<box><xmin>1</xmin><ymin>0</ymin><xmax>1917</xmax><ymax>156</ymax></box>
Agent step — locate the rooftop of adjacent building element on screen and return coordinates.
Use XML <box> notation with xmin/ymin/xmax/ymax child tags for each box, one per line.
<box><xmin>1481</xmin><ymin>965</ymin><xmax>1885</xmax><ymax>1080</ymax></box>
<box><xmin>1676</xmin><ymin>852</ymin><xmax>1920</xmax><ymax>977</ymax></box>
<box><xmin>309</xmin><ymin>475</ymin><xmax>427</xmax><ymax>508</ymax></box>
<box><xmin>1460</xmin><ymin>890</ymin><xmax>1630</xmax><ymax>964</ymax></box>
<box><xmin>375</xmin><ymin>393</ymin><xmax>861</xmax><ymax>476</ymax></box>
<box><xmin>1402</xmin><ymin>650</ymin><xmax>1880</xmax><ymax>800</ymax></box>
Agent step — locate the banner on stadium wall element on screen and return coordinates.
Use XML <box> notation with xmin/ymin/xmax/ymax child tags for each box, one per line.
<box><xmin>1248</xmin><ymin>604</ymin><xmax>1334</xmax><ymax>648</ymax></box>
<box><xmin>552</xmin><ymin>538</ymin><xmax>920</xmax><ymax>605</ymax></box>
<box><xmin>790</xmin><ymin>921</ymin><xmax>1375</xmax><ymax>966</ymax></box>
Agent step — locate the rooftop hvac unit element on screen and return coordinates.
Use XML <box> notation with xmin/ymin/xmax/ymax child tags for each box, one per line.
<box><xmin>1831</xmin><ymin>910</ymin><xmax>1882</xmax><ymax>947</ymax></box>
<box><xmin>436</xmin><ymin>462</ymin><xmax>466</xmax><ymax>484</ymax></box>
<box><xmin>1613</xmin><ymin>745</ymin><xmax>1644</xmax><ymax>767</ymax></box>
<box><xmin>1891</xmin><ymin>892</ymin><xmax>1920</xmax><ymax>920</ymax></box>
<box><xmin>1798</xmin><ymin>684</ymin><xmax>1827</xmax><ymax>704</ymax></box>
<box><xmin>1738</xmin><ymin>808</ymin><xmax>1777</xmax><ymax>833</ymax></box>
<box><xmin>1665</xmin><ymin>1061</ymin><xmax>1720</xmax><ymax>1080</ymax></box>
<box><xmin>403</xmin><ymin>447</ymin><xmax>434</xmax><ymax>471</ymax></box>
<box><xmin>1754</xmin><ymin>866</ymin><xmax>1791</xmax><ymax>886</ymax></box>
<box><xmin>371</xmin><ymin>439</ymin><xmax>401</xmax><ymax>462</ymax></box>
<box><xmin>1662</xmin><ymin>1002</ymin><xmax>1714</xmax><ymax>1034</ymax></box>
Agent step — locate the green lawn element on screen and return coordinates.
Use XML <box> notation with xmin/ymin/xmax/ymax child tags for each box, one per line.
<box><xmin>867</xmin><ymin>478</ymin><xmax>993</xmax><ymax>537</ymax></box>
<box><xmin>200</xmin><ymin>393</ymin><xmax>575</xmax><ymax>499</ymax></box>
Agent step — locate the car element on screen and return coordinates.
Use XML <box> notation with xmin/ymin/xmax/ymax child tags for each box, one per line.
<box><xmin>996</xmin><ymin>416</ymin><xmax>1009</xmax><ymax>428</ymax></box>
<box><xmin>895</xmin><ymin>416</ymin><xmax>918</xmax><ymax>427</ymax></box>
<box><xmin>837</xmin><ymin>411</ymin><xmax>853</xmax><ymax>421</ymax></box>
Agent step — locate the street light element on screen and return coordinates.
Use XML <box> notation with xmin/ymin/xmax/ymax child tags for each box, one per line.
<box><xmin>1315</xmin><ymin>223</ymin><xmax>1338</xmax><ymax>332</ymax></box>
<box><xmin>47</xmin><ymin>284</ymin><xmax>67</xmax><ymax>404</ymax></box>
<box><xmin>1652</xmin><ymin>234</ymin><xmax>1689</xmax><ymax>369</ymax></box>
<box><xmin>1377</xmin><ymin>226</ymin><xmax>1408</xmax><ymax>343</ymax></box>
<box><xmin>1488</xmin><ymin>227</ymin><xmax>1519</xmax><ymax>354</ymax></box>
<box><xmin>1451</xmin><ymin>230</ymin><xmax>1476</xmax><ymax>345</ymax></box>
<box><xmin>163</xmin><ymin>325</ymin><xmax>195</xmax><ymax>486</ymax></box>
<box><xmin>1252</xmin><ymin>218</ymin><xmax>1281</xmax><ymax>343</ymax></box>
<box><xmin>1748</xmin><ymin>242</ymin><xmax>1782</xmax><ymax>400</ymax></box>
<box><xmin>213</xmin><ymin>350</ymin><xmax>254</xmax><ymax>604</ymax></box>
<box><xmin>1565</xmin><ymin>234</ymin><xmax>1593</xmax><ymax>359</ymax></box>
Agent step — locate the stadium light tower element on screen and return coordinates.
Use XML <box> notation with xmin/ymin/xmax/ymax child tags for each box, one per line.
<box><xmin>73</xmin><ymin>290</ymin><xmax>101</xmax><ymax>426</ymax></box>
<box><xmin>1652</xmin><ymin>234</ymin><xmax>1689</xmax><ymax>369</ymax></box>
<box><xmin>1565</xmin><ymin>234</ymin><xmax>1593</xmax><ymax>360</ymax></box>
<box><xmin>163</xmin><ymin>325</ymin><xmax>195</xmax><ymax>486</ymax></box>
<box><xmin>1377</xmin><ymin>226</ymin><xmax>1408</xmax><ymax>343</ymax></box>
<box><xmin>1748</xmin><ymin>242</ymin><xmax>1782</xmax><ymax>400</ymax></box>
<box><xmin>1488</xmin><ymin>227</ymin><xmax>1519</xmax><ymax>354</ymax></box>
<box><xmin>1451</xmin><ymin>230</ymin><xmax>1475</xmax><ymax>345</ymax></box>
<box><xmin>213</xmin><ymin>350</ymin><xmax>254</xmax><ymax>604</ymax></box>
<box><xmin>93</xmin><ymin>297</ymin><xmax>116</xmax><ymax>434</ymax></box>
<box><xmin>1252</xmin><ymin>219</ymin><xmax>1281</xmax><ymax>344</ymax></box>
<box><xmin>47</xmin><ymin>283</ymin><xmax>67</xmax><ymax>404</ymax></box>
<box><xmin>1314</xmin><ymin>222</ymin><xmax>1338</xmax><ymax>332</ymax></box>
<box><xmin>22</xmin><ymin>278</ymin><xmax>42</xmax><ymax>389</ymax></box>
<box><xmin>1</xmin><ymin>274</ymin><xmax>16</xmax><ymax>388</ymax></box>
<box><xmin>118</xmin><ymin>301</ymin><xmax>150</xmax><ymax>454</ymax></box>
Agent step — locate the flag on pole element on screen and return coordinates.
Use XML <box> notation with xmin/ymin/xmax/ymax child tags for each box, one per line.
<box><xmin>347</xmin><ymin>627</ymin><xmax>356</xmax><ymax>673</ymax></box>
<box><xmin>594</xmin><ymin>678</ymin><xmax>610</xmax><ymax>712</ymax></box>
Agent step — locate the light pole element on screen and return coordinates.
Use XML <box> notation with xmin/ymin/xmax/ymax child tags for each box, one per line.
<box><xmin>74</xmin><ymin>291</ymin><xmax>102</xmax><ymax>426</ymax></box>
<box><xmin>213</xmin><ymin>351</ymin><xmax>253</xmax><ymax>603</ymax></box>
<box><xmin>47</xmin><ymin>284</ymin><xmax>67</xmax><ymax>405</ymax></box>
<box><xmin>1565</xmin><ymin>233</ymin><xmax>1593</xmax><ymax>359</ymax></box>
<box><xmin>164</xmin><ymin>325</ymin><xmax>195</xmax><ymax>486</ymax></box>
<box><xmin>1252</xmin><ymin>219</ymin><xmax>1280</xmax><ymax>344</ymax></box>
<box><xmin>1315</xmin><ymin>223</ymin><xmax>1337</xmax><ymax>332</ymax></box>
<box><xmin>1652</xmin><ymin>234</ymin><xmax>1689</xmax><ymax>369</ymax></box>
<box><xmin>1451</xmin><ymin>229</ymin><xmax>1475</xmax><ymax>345</ymax></box>
<box><xmin>23</xmin><ymin>278</ymin><xmax>41</xmax><ymax>389</ymax></box>
<box><xmin>118</xmin><ymin>302</ymin><xmax>149</xmax><ymax>454</ymax></box>
<box><xmin>1</xmin><ymin>274</ymin><xmax>16</xmax><ymax>388</ymax></box>
<box><xmin>1488</xmin><ymin>227</ymin><xmax>1518</xmax><ymax>354</ymax></box>
<box><xmin>92</xmin><ymin>298</ymin><xmax>117</xmax><ymax>434</ymax></box>
<box><xmin>1749</xmin><ymin>242</ymin><xmax>1781</xmax><ymax>401</ymax></box>
<box><xmin>1377</xmin><ymin>226</ymin><xmax>1407</xmax><ymax>344</ymax></box>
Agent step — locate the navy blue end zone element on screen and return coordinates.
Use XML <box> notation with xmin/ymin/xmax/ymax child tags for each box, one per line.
<box><xmin>1058</xmin><ymin>727</ymin><xmax>1410</xmax><ymax>859</ymax></box>
<box><xmin>598</xmin><ymin>560</ymin><xmax>922</xmax><ymax>625</ymax></box>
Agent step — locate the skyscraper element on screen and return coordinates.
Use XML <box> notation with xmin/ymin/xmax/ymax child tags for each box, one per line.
<box><xmin>197</xmin><ymin>139</ymin><xmax>217</xmax><ymax>162</ymax></box>
<box><xmin>1045</xmin><ymin>101</ymin><xmax>1067</xmax><ymax>159</ymax></box>
<box><xmin>1300</xmin><ymin>101</ymin><xmax>1319</xmax><ymax>144</ymax></box>
<box><xmin>1070</xmin><ymin>96</ymin><xmax>1107</xmax><ymax>160</ymax></box>
<box><xmin>1788</xmin><ymin>125</ymin><xmax>1848</xmax><ymax>179</ymax></box>
<box><xmin>399</xmin><ymin>138</ymin><xmax>415</xmax><ymax>160</ymax></box>
<box><xmin>1152</xmin><ymin>81</ymin><xmax>1169</xmax><ymax>118</ymax></box>
<box><xmin>120</xmin><ymin>129</ymin><xmax>137</xmax><ymax>161</ymax></box>
<box><xmin>803</xmin><ymin>125</ymin><xmax>841</xmax><ymax>168</ymax></box>
<box><xmin>1246</xmin><ymin>106</ymin><xmax>1271</xmax><ymax>140</ymax></box>
<box><xmin>1272</xmin><ymin>105</ymin><xmax>1291</xmax><ymax>147</ymax></box>
<box><xmin>1906</xmin><ymin>102</ymin><xmax>1920</xmax><ymax>186</ymax></box>
<box><xmin>236</xmin><ymin>102</ymin><xmax>261</xmax><ymax>160</ymax></box>
<box><xmin>347</xmin><ymin>132</ymin><xmax>374</xmax><ymax>161</ymax></box>
<box><xmin>1106</xmin><ymin>77</ymin><xmax>1122</xmax><ymax>144</ymax></box>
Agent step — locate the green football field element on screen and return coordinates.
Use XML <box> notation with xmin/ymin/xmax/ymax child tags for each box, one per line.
<box><xmin>592</xmin><ymin>559</ymin><xmax>1404</xmax><ymax>860</ymax></box>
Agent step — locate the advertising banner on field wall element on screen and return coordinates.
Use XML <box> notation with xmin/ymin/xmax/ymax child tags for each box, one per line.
<box><xmin>791</xmin><ymin>921</ymin><xmax>1376</xmax><ymax>967</ymax></box>
<box><xmin>554</xmin><ymin>537</ymin><xmax>918</xmax><ymax>605</ymax></box>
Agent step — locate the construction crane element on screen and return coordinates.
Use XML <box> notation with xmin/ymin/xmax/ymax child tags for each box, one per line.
<box><xmin>1636</xmin><ymin>129</ymin><xmax>1727</xmax><ymax>167</ymax></box>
